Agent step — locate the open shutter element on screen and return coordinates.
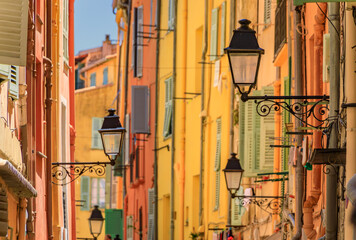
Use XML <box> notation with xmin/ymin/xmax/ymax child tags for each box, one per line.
<box><xmin>163</xmin><ymin>78</ymin><xmax>172</xmax><ymax>137</ymax></box>
<box><xmin>220</xmin><ymin>2</ymin><xmax>226</xmax><ymax>55</ymax></box>
<box><xmin>231</xmin><ymin>187</ymin><xmax>245</xmax><ymax>225</ymax></box>
<box><xmin>210</xmin><ymin>8</ymin><xmax>218</xmax><ymax>61</ymax></box>
<box><xmin>264</xmin><ymin>0</ymin><xmax>271</xmax><ymax>24</ymax></box>
<box><xmin>239</xmin><ymin>101</ymin><xmax>246</xmax><ymax>165</ymax></box>
<box><xmin>147</xmin><ymin>188</ymin><xmax>155</xmax><ymax>240</ymax></box>
<box><xmin>8</xmin><ymin>65</ymin><xmax>19</xmax><ymax>99</ymax></box>
<box><xmin>124</xmin><ymin>114</ymin><xmax>130</xmax><ymax>165</ymax></box>
<box><xmin>253</xmin><ymin>91</ymin><xmax>261</xmax><ymax>172</ymax></box>
<box><xmin>168</xmin><ymin>0</ymin><xmax>174</xmax><ymax>29</ymax></box>
<box><xmin>214</xmin><ymin>118</ymin><xmax>222</xmax><ymax>210</ymax></box>
<box><xmin>260</xmin><ymin>86</ymin><xmax>275</xmax><ymax>171</ymax></box>
<box><xmin>63</xmin><ymin>0</ymin><xmax>69</xmax><ymax>61</ymax></box>
<box><xmin>132</xmin><ymin>86</ymin><xmax>149</xmax><ymax>133</ymax></box>
<box><xmin>244</xmin><ymin>99</ymin><xmax>254</xmax><ymax>174</ymax></box>
<box><xmin>92</xmin><ymin>118</ymin><xmax>103</xmax><ymax>149</ymax></box>
<box><xmin>282</xmin><ymin>77</ymin><xmax>290</xmax><ymax>171</ymax></box>
<box><xmin>136</xmin><ymin>6</ymin><xmax>143</xmax><ymax>77</ymax></box>
<box><xmin>80</xmin><ymin>176</ymin><xmax>90</xmax><ymax>211</ymax></box>
<box><xmin>0</xmin><ymin>0</ymin><xmax>28</xmax><ymax>66</ymax></box>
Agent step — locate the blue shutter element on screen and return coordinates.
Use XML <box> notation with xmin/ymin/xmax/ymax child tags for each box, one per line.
<box><xmin>90</xmin><ymin>73</ymin><xmax>96</xmax><ymax>87</ymax></box>
<box><xmin>102</xmin><ymin>67</ymin><xmax>108</xmax><ymax>85</ymax></box>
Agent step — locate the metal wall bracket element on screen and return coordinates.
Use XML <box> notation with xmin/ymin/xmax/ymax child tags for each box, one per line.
<box><xmin>232</xmin><ymin>195</ymin><xmax>285</xmax><ymax>215</ymax></box>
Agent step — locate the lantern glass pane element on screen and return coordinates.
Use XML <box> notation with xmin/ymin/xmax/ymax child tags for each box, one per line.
<box><xmin>89</xmin><ymin>219</ymin><xmax>104</xmax><ymax>235</ymax></box>
<box><xmin>101</xmin><ymin>132</ymin><xmax>123</xmax><ymax>157</ymax></box>
<box><xmin>225</xmin><ymin>171</ymin><xmax>242</xmax><ymax>191</ymax></box>
<box><xmin>229</xmin><ymin>52</ymin><xmax>259</xmax><ymax>85</ymax></box>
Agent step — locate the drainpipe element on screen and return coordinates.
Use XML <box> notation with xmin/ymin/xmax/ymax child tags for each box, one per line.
<box><xmin>303</xmin><ymin>4</ymin><xmax>326</xmax><ymax>239</ymax></box>
<box><xmin>292</xmin><ymin>5</ymin><xmax>304</xmax><ymax>240</ymax></box>
<box><xmin>344</xmin><ymin>5</ymin><xmax>356</xmax><ymax>240</ymax></box>
<box><xmin>171</xmin><ymin>0</ymin><xmax>178</xmax><ymax>239</ymax></box>
<box><xmin>154</xmin><ymin>0</ymin><xmax>161</xmax><ymax>238</ymax></box>
<box><xmin>18</xmin><ymin>199</ymin><xmax>27</xmax><ymax>240</ymax></box>
<box><xmin>199</xmin><ymin>0</ymin><xmax>208</xmax><ymax>229</ymax></box>
<box><xmin>326</xmin><ymin>3</ymin><xmax>340</xmax><ymax>240</ymax></box>
<box><xmin>44</xmin><ymin>0</ymin><xmax>53</xmax><ymax>237</ymax></box>
<box><xmin>178</xmin><ymin>0</ymin><xmax>188</xmax><ymax>238</ymax></box>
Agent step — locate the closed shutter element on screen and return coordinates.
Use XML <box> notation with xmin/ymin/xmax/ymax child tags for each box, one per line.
<box><xmin>260</xmin><ymin>86</ymin><xmax>275</xmax><ymax>171</ymax></box>
<box><xmin>132</xmin><ymin>86</ymin><xmax>149</xmax><ymax>133</ymax></box>
<box><xmin>253</xmin><ymin>90</ymin><xmax>261</xmax><ymax>171</ymax></box>
<box><xmin>264</xmin><ymin>0</ymin><xmax>271</xmax><ymax>24</ymax></box>
<box><xmin>136</xmin><ymin>6</ymin><xmax>143</xmax><ymax>77</ymax></box>
<box><xmin>114</xmin><ymin>145</ymin><xmax>124</xmax><ymax>176</ymax></box>
<box><xmin>220</xmin><ymin>2</ymin><xmax>226</xmax><ymax>55</ymax></box>
<box><xmin>214</xmin><ymin>118</ymin><xmax>222</xmax><ymax>210</ymax></box>
<box><xmin>90</xmin><ymin>73</ymin><xmax>96</xmax><ymax>87</ymax></box>
<box><xmin>168</xmin><ymin>0</ymin><xmax>174</xmax><ymax>29</ymax></box>
<box><xmin>239</xmin><ymin>101</ymin><xmax>245</xmax><ymax>167</ymax></box>
<box><xmin>163</xmin><ymin>78</ymin><xmax>173</xmax><ymax>137</ymax></box>
<box><xmin>0</xmin><ymin>0</ymin><xmax>28</xmax><ymax>66</ymax></box>
<box><xmin>127</xmin><ymin>215</ymin><xmax>133</xmax><ymax>240</ymax></box>
<box><xmin>231</xmin><ymin>187</ymin><xmax>245</xmax><ymax>226</ymax></box>
<box><xmin>210</xmin><ymin>8</ymin><xmax>218</xmax><ymax>61</ymax></box>
<box><xmin>147</xmin><ymin>188</ymin><xmax>155</xmax><ymax>240</ymax></box>
<box><xmin>63</xmin><ymin>0</ymin><xmax>69</xmax><ymax>61</ymax></box>
<box><xmin>92</xmin><ymin>117</ymin><xmax>104</xmax><ymax>149</ymax></box>
<box><xmin>244</xmin><ymin>99</ymin><xmax>254</xmax><ymax>174</ymax></box>
<box><xmin>0</xmin><ymin>64</ymin><xmax>10</xmax><ymax>81</ymax></box>
<box><xmin>8</xmin><ymin>65</ymin><xmax>19</xmax><ymax>99</ymax></box>
<box><xmin>103</xmin><ymin>67</ymin><xmax>108</xmax><ymax>85</ymax></box>
<box><xmin>124</xmin><ymin>114</ymin><xmax>130</xmax><ymax>165</ymax></box>
<box><xmin>132</xmin><ymin>8</ymin><xmax>137</xmax><ymax>68</ymax></box>
<box><xmin>80</xmin><ymin>176</ymin><xmax>90</xmax><ymax>211</ymax></box>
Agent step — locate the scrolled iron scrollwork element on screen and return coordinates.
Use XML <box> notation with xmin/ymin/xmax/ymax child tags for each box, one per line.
<box><xmin>255</xmin><ymin>98</ymin><xmax>330</xmax><ymax>129</ymax></box>
<box><xmin>52</xmin><ymin>163</ymin><xmax>107</xmax><ymax>186</ymax></box>
<box><xmin>235</xmin><ymin>196</ymin><xmax>284</xmax><ymax>215</ymax></box>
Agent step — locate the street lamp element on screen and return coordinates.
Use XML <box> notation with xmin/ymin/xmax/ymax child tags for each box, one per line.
<box><xmin>89</xmin><ymin>205</ymin><xmax>105</xmax><ymax>240</ymax></box>
<box><xmin>224</xmin><ymin>19</ymin><xmax>264</xmax><ymax>102</ymax></box>
<box><xmin>99</xmin><ymin>108</ymin><xmax>125</xmax><ymax>164</ymax></box>
<box><xmin>222</xmin><ymin>153</ymin><xmax>244</xmax><ymax>198</ymax></box>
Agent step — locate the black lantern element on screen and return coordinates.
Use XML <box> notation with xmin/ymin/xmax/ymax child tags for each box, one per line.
<box><xmin>225</xmin><ymin>19</ymin><xmax>264</xmax><ymax>102</ymax></box>
<box><xmin>223</xmin><ymin>153</ymin><xmax>244</xmax><ymax>197</ymax></box>
<box><xmin>98</xmin><ymin>109</ymin><xmax>125</xmax><ymax>164</ymax></box>
<box><xmin>88</xmin><ymin>205</ymin><xmax>104</xmax><ymax>240</ymax></box>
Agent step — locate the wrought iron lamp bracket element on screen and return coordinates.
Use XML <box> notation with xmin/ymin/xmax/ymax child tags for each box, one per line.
<box><xmin>231</xmin><ymin>194</ymin><xmax>285</xmax><ymax>215</ymax></box>
<box><xmin>52</xmin><ymin>161</ymin><xmax>115</xmax><ymax>186</ymax></box>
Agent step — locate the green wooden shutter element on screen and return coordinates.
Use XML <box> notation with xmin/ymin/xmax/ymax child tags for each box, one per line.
<box><xmin>80</xmin><ymin>176</ymin><xmax>90</xmax><ymax>211</ymax></box>
<box><xmin>244</xmin><ymin>98</ymin><xmax>254</xmax><ymax>175</ymax></box>
<box><xmin>0</xmin><ymin>64</ymin><xmax>10</xmax><ymax>81</ymax></box>
<box><xmin>147</xmin><ymin>188</ymin><xmax>155</xmax><ymax>240</ymax></box>
<box><xmin>260</xmin><ymin>86</ymin><xmax>275</xmax><ymax>171</ymax></box>
<box><xmin>92</xmin><ymin>118</ymin><xmax>103</xmax><ymax>149</ymax></box>
<box><xmin>168</xmin><ymin>0</ymin><xmax>174</xmax><ymax>29</ymax></box>
<box><xmin>124</xmin><ymin>114</ymin><xmax>130</xmax><ymax>165</ymax></box>
<box><xmin>163</xmin><ymin>78</ymin><xmax>173</xmax><ymax>137</ymax></box>
<box><xmin>8</xmin><ymin>65</ymin><xmax>19</xmax><ymax>99</ymax></box>
<box><xmin>264</xmin><ymin>0</ymin><xmax>271</xmax><ymax>24</ymax></box>
<box><xmin>90</xmin><ymin>73</ymin><xmax>96</xmax><ymax>87</ymax></box>
<box><xmin>231</xmin><ymin>187</ymin><xmax>245</xmax><ymax>225</ymax></box>
<box><xmin>105</xmin><ymin>209</ymin><xmax>123</xmax><ymax>239</ymax></box>
<box><xmin>214</xmin><ymin>118</ymin><xmax>222</xmax><ymax>210</ymax></box>
<box><xmin>103</xmin><ymin>67</ymin><xmax>108</xmax><ymax>85</ymax></box>
<box><xmin>210</xmin><ymin>8</ymin><xmax>218</xmax><ymax>61</ymax></box>
<box><xmin>253</xmin><ymin>90</ymin><xmax>261</xmax><ymax>172</ymax></box>
<box><xmin>282</xmin><ymin>77</ymin><xmax>290</xmax><ymax>171</ymax></box>
<box><xmin>220</xmin><ymin>2</ymin><xmax>226</xmax><ymax>55</ymax></box>
<box><xmin>114</xmin><ymin>144</ymin><xmax>124</xmax><ymax>176</ymax></box>
<box><xmin>127</xmin><ymin>215</ymin><xmax>133</xmax><ymax>240</ymax></box>
<box><xmin>239</xmin><ymin>101</ymin><xmax>246</xmax><ymax>168</ymax></box>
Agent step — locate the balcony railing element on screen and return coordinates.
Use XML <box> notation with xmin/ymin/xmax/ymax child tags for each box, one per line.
<box><xmin>274</xmin><ymin>0</ymin><xmax>287</xmax><ymax>58</ymax></box>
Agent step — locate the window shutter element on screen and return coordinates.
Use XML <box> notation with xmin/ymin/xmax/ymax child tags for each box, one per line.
<box><xmin>127</xmin><ymin>215</ymin><xmax>133</xmax><ymax>240</ymax></box>
<box><xmin>260</xmin><ymin>86</ymin><xmax>275</xmax><ymax>171</ymax></box>
<box><xmin>103</xmin><ymin>67</ymin><xmax>108</xmax><ymax>85</ymax></box>
<box><xmin>168</xmin><ymin>0</ymin><xmax>174</xmax><ymax>29</ymax></box>
<box><xmin>244</xmin><ymin>99</ymin><xmax>254</xmax><ymax>174</ymax></box>
<box><xmin>214</xmin><ymin>118</ymin><xmax>221</xmax><ymax>210</ymax></box>
<box><xmin>92</xmin><ymin>118</ymin><xmax>103</xmax><ymax>149</ymax></box>
<box><xmin>132</xmin><ymin>8</ymin><xmax>137</xmax><ymax>69</ymax></box>
<box><xmin>210</xmin><ymin>8</ymin><xmax>218</xmax><ymax>61</ymax></box>
<box><xmin>0</xmin><ymin>0</ymin><xmax>28</xmax><ymax>66</ymax></box>
<box><xmin>147</xmin><ymin>188</ymin><xmax>155</xmax><ymax>240</ymax></box>
<box><xmin>114</xmin><ymin>144</ymin><xmax>124</xmax><ymax>176</ymax></box>
<box><xmin>80</xmin><ymin>176</ymin><xmax>90</xmax><ymax>211</ymax></box>
<box><xmin>163</xmin><ymin>78</ymin><xmax>173</xmax><ymax>138</ymax></box>
<box><xmin>90</xmin><ymin>73</ymin><xmax>96</xmax><ymax>87</ymax></box>
<box><xmin>63</xmin><ymin>0</ymin><xmax>69</xmax><ymax>61</ymax></box>
<box><xmin>252</xmin><ymin>90</ymin><xmax>261</xmax><ymax>172</ymax></box>
<box><xmin>132</xmin><ymin>86</ymin><xmax>149</xmax><ymax>133</ymax></box>
<box><xmin>0</xmin><ymin>64</ymin><xmax>10</xmax><ymax>81</ymax></box>
<box><xmin>264</xmin><ymin>0</ymin><xmax>271</xmax><ymax>24</ymax></box>
<box><xmin>220</xmin><ymin>2</ymin><xmax>226</xmax><ymax>55</ymax></box>
<box><xmin>239</xmin><ymin>101</ymin><xmax>246</xmax><ymax>166</ymax></box>
<box><xmin>124</xmin><ymin>114</ymin><xmax>130</xmax><ymax>165</ymax></box>
<box><xmin>282</xmin><ymin>77</ymin><xmax>290</xmax><ymax>171</ymax></box>
<box><xmin>231</xmin><ymin>187</ymin><xmax>245</xmax><ymax>225</ymax></box>
<box><xmin>8</xmin><ymin>65</ymin><xmax>19</xmax><ymax>99</ymax></box>
<box><xmin>136</xmin><ymin>6</ymin><xmax>143</xmax><ymax>77</ymax></box>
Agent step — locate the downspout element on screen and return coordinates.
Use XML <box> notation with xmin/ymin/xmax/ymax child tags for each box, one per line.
<box><xmin>171</xmin><ymin>0</ymin><xmax>178</xmax><ymax>239</ymax></box>
<box><xmin>199</xmin><ymin>0</ymin><xmax>208</xmax><ymax>229</ymax></box>
<box><xmin>303</xmin><ymin>4</ymin><xmax>326</xmax><ymax>239</ymax></box>
<box><xmin>18</xmin><ymin>199</ymin><xmax>28</xmax><ymax>240</ymax></box>
<box><xmin>154</xmin><ymin>0</ymin><xmax>161</xmax><ymax>238</ymax></box>
<box><xmin>44</xmin><ymin>0</ymin><xmax>53</xmax><ymax>238</ymax></box>
<box><xmin>326</xmin><ymin>3</ymin><xmax>340</xmax><ymax>240</ymax></box>
<box><xmin>178</xmin><ymin>0</ymin><xmax>187</xmax><ymax>238</ymax></box>
<box><xmin>292</xmin><ymin>5</ymin><xmax>304</xmax><ymax>240</ymax></box>
<box><xmin>344</xmin><ymin>5</ymin><xmax>356</xmax><ymax>240</ymax></box>
<box><xmin>68</xmin><ymin>0</ymin><xmax>76</xmax><ymax>239</ymax></box>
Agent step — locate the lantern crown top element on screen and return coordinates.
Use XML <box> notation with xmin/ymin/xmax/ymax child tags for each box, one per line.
<box><xmin>100</xmin><ymin>109</ymin><xmax>123</xmax><ymax>130</ymax></box>
<box><xmin>223</xmin><ymin>153</ymin><xmax>244</xmax><ymax>172</ymax></box>
<box><xmin>237</xmin><ymin>19</ymin><xmax>252</xmax><ymax>30</ymax></box>
<box><xmin>89</xmin><ymin>205</ymin><xmax>104</xmax><ymax>220</ymax></box>
<box><xmin>108</xmin><ymin>108</ymin><xmax>116</xmax><ymax>116</ymax></box>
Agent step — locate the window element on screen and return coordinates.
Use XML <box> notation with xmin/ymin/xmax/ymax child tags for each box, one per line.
<box><xmin>91</xmin><ymin>117</ymin><xmax>104</xmax><ymax>149</ymax></box>
<box><xmin>210</xmin><ymin>8</ymin><xmax>219</xmax><ymax>61</ymax></box>
<box><xmin>239</xmin><ymin>86</ymin><xmax>275</xmax><ymax>176</ymax></box>
<box><xmin>63</xmin><ymin>0</ymin><xmax>69</xmax><ymax>62</ymax></box>
<box><xmin>103</xmin><ymin>67</ymin><xmax>108</xmax><ymax>85</ymax></box>
<box><xmin>168</xmin><ymin>0</ymin><xmax>174</xmax><ymax>29</ymax></box>
<box><xmin>274</xmin><ymin>0</ymin><xmax>287</xmax><ymax>57</ymax></box>
<box><xmin>210</xmin><ymin>2</ymin><xmax>226</xmax><ymax>61</ymax></box>
<box><xmin>91</xmin><ymin>178</ymin><xmax>105</xmax><ymax>208</ymax></box>
<box><xmin>132</xmin><ymin>86</ymin><xmax>149</xmax><ymax>133</ymax></box>
<box><xmin>90</xmin><ymin>73</ymin><xmax>96</xmax><ymax>87</ymax></box>
<box><xmin>163</xmin><ymin>78</ymin><xmax>173</xmax><ymax>138</ymax></box>
<box><xmin>214</xmin><ymin>118</ymin><xmax>221</xmax><ymax>211</ymax></box>
<box><xmin>127</xmin><ymin>215</ymin><xmax>134</xmax><ymax>240</ymax></box>
<box><xmin>8</xmin><ymin>65</ymin><xmax>19</xmax><ymax>100</ymax></box>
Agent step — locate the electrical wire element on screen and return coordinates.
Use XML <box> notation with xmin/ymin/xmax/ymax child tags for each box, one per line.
<box><xmin>315</xmin><ymin>2</ymin><xmax>340</xmax><ymax>38</ymax></box>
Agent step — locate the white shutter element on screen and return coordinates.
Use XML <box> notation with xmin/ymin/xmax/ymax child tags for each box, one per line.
<box><xmin>137</xmin><ymin>6</ymin><xmax>143</xmax><ymax>77</ymax></box>
<box><xmin>147</xmin><ymin>188</ymin><xmax>155</xmax><ymax>240</ymax></box>
<box><xmin>0</xmin><ymin>0</ymin><xmax>28</xmax><ymax>66</ymax></box>
<box><xmin>0</xmin><ymin>64</ymin><xmax>9</xmax><ymax>79</ymax></box>
<box><xmin>127</xmin><ymin>215</ymin><xmax>133</xmax><ymax>240</ymax></box>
